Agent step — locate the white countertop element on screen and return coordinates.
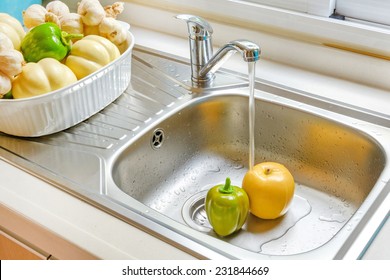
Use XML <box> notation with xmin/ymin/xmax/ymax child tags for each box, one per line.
<box><xmin>0</xmin><ymin>25</ymin><xmax>389</xmax><ymax>260</ymax></box>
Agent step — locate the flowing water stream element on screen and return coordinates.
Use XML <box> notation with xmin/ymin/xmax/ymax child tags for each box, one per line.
<box><xmin>248</xmin><ymin>62</ymin><xmax>256</xmax><ymax>170</ymax></box>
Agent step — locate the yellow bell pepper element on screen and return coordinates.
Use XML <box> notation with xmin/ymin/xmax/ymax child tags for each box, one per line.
<box><xmin>12</xmin><ymin>58</ymin><xmax>77</xmax><ymax>99</ymax></box>
<box><xmin>65</xmin><ymin>35</ymin><xmax>120</xmax><ymax>80</ymax></box>
<box><xmin>0</xmin><ymin>13</ymin><xmax>26</xmax><ymax>50</ymax></box>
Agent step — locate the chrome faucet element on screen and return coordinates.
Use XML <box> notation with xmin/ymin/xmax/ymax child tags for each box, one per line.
<box><xmin>176</xmin><ymin>14</ymin><xmax>260</xmax><ymax>86</ymax></box>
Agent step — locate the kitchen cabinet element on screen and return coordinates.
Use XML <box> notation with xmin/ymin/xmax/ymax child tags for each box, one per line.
<box><xmin>0</xmin><ymin>203</ymin><xmax>98</xmax><ymax>260</ymax></box>
<box><xmin>0</xmin><ymin>231</ymin><xmax>47</xmax><ymax>260</ymax></box>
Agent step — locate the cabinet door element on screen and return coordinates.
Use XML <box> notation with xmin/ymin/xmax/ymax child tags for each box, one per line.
<box><xmin>0</xmin><ymin>232</ymin><xmax>45</xmax><ymax>260</ymax></box>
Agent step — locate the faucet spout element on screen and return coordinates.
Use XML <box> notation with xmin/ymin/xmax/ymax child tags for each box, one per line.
<box><xmin>176</xmin><ymin>14</ymin><xmax>261</xmax><ymax>86</ymax></box>
<box><xmin>199</xmin><ymin>40</ymin><xmax>260</xmax><ymax>81</ymax></box>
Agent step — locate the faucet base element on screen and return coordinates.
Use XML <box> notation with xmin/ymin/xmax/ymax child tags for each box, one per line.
<box><xmin>189</xmin><ymin>71</ymin><xmax>249</xmax><ymax>91</ymax></box>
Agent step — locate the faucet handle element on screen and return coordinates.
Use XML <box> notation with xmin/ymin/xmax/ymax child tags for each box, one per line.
<box><xmin>175</xmin><ymin>14</ymin><xmax>213</xmax><ymax>39</ymax></box>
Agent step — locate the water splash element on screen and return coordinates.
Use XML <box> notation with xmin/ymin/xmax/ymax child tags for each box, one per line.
<box><xmin>255</xmin><ymin>195</ymin><xmax>312</xmax><ymax>254</ymax></box>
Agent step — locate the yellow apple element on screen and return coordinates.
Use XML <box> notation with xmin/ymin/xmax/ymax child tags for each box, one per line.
<box><xmin>242</xmin><ymin>162</ymin><xmax>295</xmax><ymax>219</ymax></box>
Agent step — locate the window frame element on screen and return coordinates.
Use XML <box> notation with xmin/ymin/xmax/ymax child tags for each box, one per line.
<box><xmin>243</xmin><ymin>0</ymin><xmax>336</xmax><ymax>16</ymax></box>
<box><xmin>335</xmin><ymin>0</ymin><xmax>390</xmax><ymax>26</ymax></box>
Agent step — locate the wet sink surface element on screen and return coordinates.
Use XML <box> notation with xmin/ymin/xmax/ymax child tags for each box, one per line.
<box><xmin>110</xmin><ymin>93</ymin><xmax>386</xmax><ymax>256</ymax></box>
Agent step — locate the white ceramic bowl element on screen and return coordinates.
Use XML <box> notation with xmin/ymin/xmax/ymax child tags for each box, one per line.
<box><xmin>0</xmin><ymin>32</ymin><xmax>135</xmax><ymax>137</ymax></box>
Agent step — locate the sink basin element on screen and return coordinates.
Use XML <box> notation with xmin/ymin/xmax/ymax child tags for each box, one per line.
<box><xmin>107</xmin><ymin>89</ymin><xmax>388</xmax><ymax>259</ymax></box>
<box><xmin>1</xmin><ymin>47</ymin><xmax>389</xmax><ymax>259</ymax></box>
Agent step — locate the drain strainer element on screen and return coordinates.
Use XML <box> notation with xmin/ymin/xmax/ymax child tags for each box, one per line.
<box><xmin>150</xmin><ymin>128</ymin><xmax>165</xmax><ymax>149</ymax></box>
<box><xmin>182</xmin><ymin>190</ymin><xmax>212</xmax><ymax>232</ymax></box>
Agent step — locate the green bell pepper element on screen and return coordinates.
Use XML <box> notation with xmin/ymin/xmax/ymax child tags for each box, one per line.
<box><xmin>21</xmin><ymin>23</ymin><xmax>83</xmax><ymax>63</ymax></box>
<box><xmin>205</xmin><ymin>177</ymin><xmax>249</xmax><ymax>237</ymax></box>
<box><xmin>1</xmin><ymin>90</ymin><xmax>13</xmax><ymax>99</ymax></box>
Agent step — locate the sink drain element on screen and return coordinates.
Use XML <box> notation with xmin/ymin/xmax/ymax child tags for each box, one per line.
<box><xmin>151</xmin><ymin>128</ymin><xmax>165</xmax><ymax>149</ymax></box>
<box><xmin>182</xmin><ymin>191</ymin><xmax>212</xmax><ymax>232</ymax></box>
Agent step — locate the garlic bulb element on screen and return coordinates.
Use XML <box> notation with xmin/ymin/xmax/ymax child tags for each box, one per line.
<box><xmin>0</xmin><ymin>32</ymin><xmax>14</xmax><ymax>52</ymax></box>
<box><xmin>22</xmin><ymin>4</ymin><xmax>47</xmax><ymax>29</ymax></box>
<box><xmin>0</xmin><ymin>12</ymin><xmax>26</xmax><ymax>50</ymax></box>
<box><xmin>0</xmin><ymin>49</ymin><xmax>24</xmax><ymax>96</ymax></box>
<box><xmin>46</xmin><ymin>0</ymin><xmax>70</xmax><ymax>18</ymax></box>
<box><xmin>98</xmin><ymin>17</ymin><xmax>127</xmax><ymax>45</ymax></box>
<box><xmin>45</xmin><ymin>12</ymin><xmax>61</xmax><ymax>27</ymax></box>
<box><xmin>60</xmin><ymin>13</ymin><xmax>84</xmax><ymax>35</ymax></box>
<box><xmin>99</xmin><ymin>17</ymin><xmax>131</xmax><ymax>54</ymax></box>
<box><xmin>0</xmin><ymin>71</ymin><xmax>11</xmax><ymax>95</ymax></box>
<box><xmin>77</xmin><ymin>0</ymin><xmax>106</xmax><ymax>26</ymax></box>
<box><xmin>104</xmin><ymin>2</ymin><xmax>124</xmax><ymax>18</ymax></box>
<box><xmin>116</xmin><ymin>32</ymin><xmax>132</xmax><ymax>54</ymax></box>
<box><xmin>0</xmin><ymin>49</ymin><xmax>25</xmax><ymax>78</ymax></box>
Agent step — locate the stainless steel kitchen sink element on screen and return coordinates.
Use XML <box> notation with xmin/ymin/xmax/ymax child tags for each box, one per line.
<box><xmin>1</xmin><ymin>47</ymin><xmax>389</xmax><ymax>259</ymax></box>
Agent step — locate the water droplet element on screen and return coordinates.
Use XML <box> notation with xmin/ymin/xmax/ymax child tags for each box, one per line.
<box><xmin>233</xmin><ymin>163</ymin><xmax>244</xmax><ymax>170</ymax></box>
<box><xmin>207</xmin><ymin>167</ymin><xmax>220</xmax><ymax>173</ymax></box>
<box><xmin>319</xmin><ymin>213</ymin><xmax>346</xmax><ymax>223</ymax></box>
